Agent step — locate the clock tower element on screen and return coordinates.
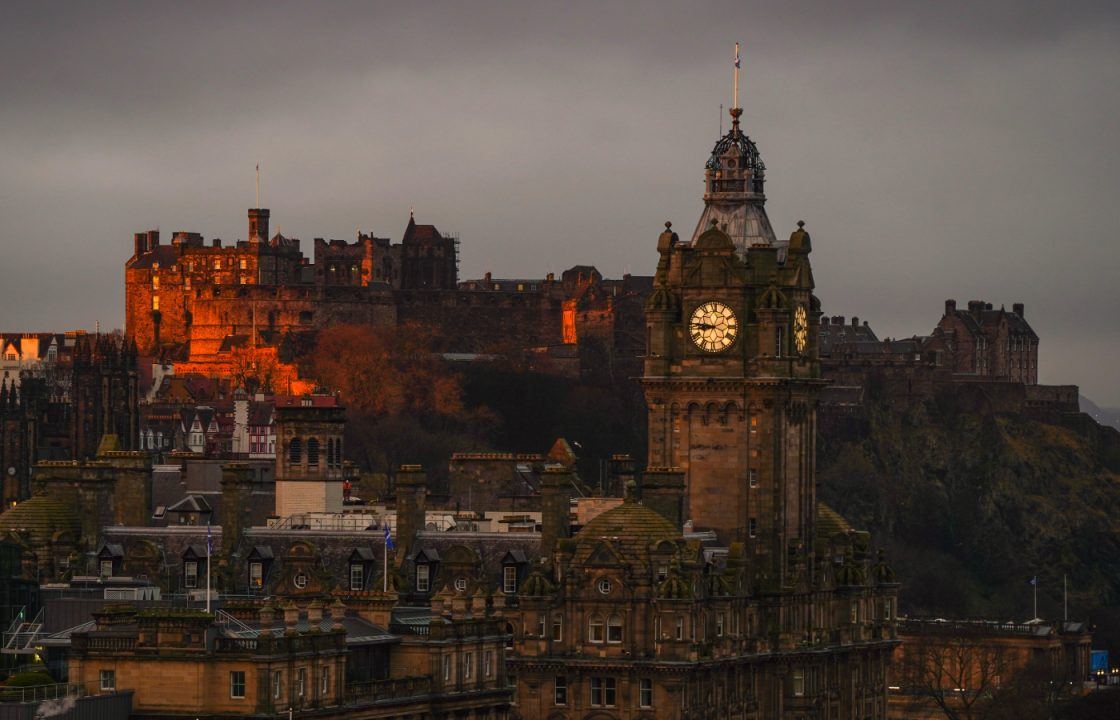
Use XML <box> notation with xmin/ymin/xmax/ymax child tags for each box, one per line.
<box><xmin>643</xmin><ymin>105</ymin><xmax>821</xmax><ymax>584</ymax></box>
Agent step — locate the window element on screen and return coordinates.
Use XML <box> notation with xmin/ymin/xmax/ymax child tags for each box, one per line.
<box><xmin>307</xmin><ymin>438</ymin><xmax>319</xmax><ymax>466</ymax></box>
<box><xmin>151</xmin><ymin>295</ymin><xmax>159</xmax><ymax>311</ymax></box>
<box><xmin>184</xmin><ymin>560</ymin><xmax>198</xmax><ymax>588</ymax></box>
<box><xmin>443</xmin><ymin>655</ymin><xmax>451</xmax><ymax>682</ymax></box>
<box><xmin>416</xmin><ymin>564</ymin><xmax>430</xmax><ymax>592</ymax></box>
<box><xmin>850</xmin><ymin>601</ymin><xmax>859</xmax><ymax>624</ymax></box>
<box><xmin>321</xmin><ymin>666</ymin><xmax>329</xmax><ymax>696</ymax></box>
<box><xmin>597</xmin><ymin>578</ymin><xmax>612</xmax><ymax>595</ymax></box>
<box><xmin>792</xmin><ymin>669</ymin><xmax>805</xmax><ymax>697</ymax></box>
<box><xmin>484</xmin><ymin>650</ymin><xmax>493</xmax><ymax>677</ymax></box>
<box><xmin>454</xmin><ymin>577</ymin><xmax>468</xmax><ymax>592</ymax></box>
<box><xmin>775</xmin><ymin>325</ymin><xmax>784</xmax><ymax>357</ymax></box>
<box><xmin>640</xmin><ymin>678</ymin><xmax>653</xmax><ymax>708</ymax></box>
<box><xmin>654</xmin><ymin>616</ymin><xmax>662</xmax><ymax>640</ymax></box>
<box><xmin>552</xmin><ymin>615</ymin><xmax>563</xmax><ymax>641</ymax></box>
<box><xmin>214</xmin><ymin>259</ymin><xmax>221</xmax><ymax>270</ymax></box>
<box><xmin>239</xmin><ymin>276</ymin><xmax>247</xmax><ymax>285</ymax></box>
<box><xmin>675</xmin><ymin>615</ymin><xmax>684</xmax><ymax>640</ymax></box>
<box><xmin>716</xmin><ymin>612</ymin><xmax>725</xmax><ymax>637</ymax></box>
<box><xmin>748</xmin><ymin>518</ymin><xmax>757</xmax><ymax>538</ymax></box>
<box><xmin>503</xmin><ymin>565</ymin><xmax>517</xmax><ymax>594</ymax></box>
<box><xmin>100</xmin><ymin>559</ymin><xmax>113</xmax><ymax>578</ymax></box>
<box><xmin>294</xmin><ymin>572</ymin><xmax>307</xmax><ymax>589</ymax></box>
<box><xmin>537</xmin><ymin>616</ymin><xmax>546</xmax><ymax>637</ymax></box>
<box><xmin>749</xmin><ymin>469</ymin><xmax>758</xmax><ymax>487</ymax></box>
<box><xmin>99</xmin><ymin>669</ymin><xmax>115</xmax><ymax>691</ymax></box>
<box><xmin>272</xmin><ymin>670</ymin><xmax>282</xmax><ymax>699</ymax></box>
<box><xmin>297</xmin><ymin>668</ymin><xmax>305</xmax><ymax>697</ymax></box>
<box><xmin>590</xmin><ymin>677</ymin><xmax>616</xmax><ymax>707</ymax></box>
<box><xmin>884</xmin><ymin>598</ymin><xmax>893</xmax><ymax>621</ymax></box>
<box><xmin>505</xmin><ymin>623</ymin><xmax>514</xmax><ymax>650</ymax></box>
<box><xmin>464</xmin><ymin>651</ymin><xmax>473</xmax><ymax>680</ymax></box>
<box><xmin>588</xmin><ymin>615</ymin><xmax>604</xmax><ymax>643</ymax></box>
<box><xmin>657</xmin><ymin>564</ymin><xmax>668</xmax><ymax>582</ymax></box>
<box><xmin>289</xmin><ymin>437</ymin><xmax>302</xmax><ymax>464</ymax></box>
<box><xmin>554</xmin><ymin>675</ymin><xmax>567</xmax><ymax>705</ymax></box>
<box><xmin>350</xmin><ymin>564</ymin><xmax>364</xmax><ymax>591</ymax></box>
<box><xmin>239</xmin><ymin>258</ymin><xmax>247</xmax><ymax>270</ymax></box>
<box><xmin>151</xmin><ymin>275</ymin><xmax>159</xmax><ymax>289</ymax></box>
<box><xmin>607</xmin><ymin>614</ymin><xmax>623</xmax><ymax>643</ymax></box>
<box><xmin>230</xmin><ymin>671</ymin><xmax>246</xmax><ymax>699</ymax></box>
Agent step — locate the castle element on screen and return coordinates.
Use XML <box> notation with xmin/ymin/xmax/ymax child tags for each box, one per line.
<box><xmin>125</xmin><ymin>211</ymin><xmax>650</xmax><ymax>383</ymax></box>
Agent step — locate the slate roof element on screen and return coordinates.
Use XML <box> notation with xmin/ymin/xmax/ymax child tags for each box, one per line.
<box><xmin>573</xmin><ymin>498</ymin><xmax>681</xmax><ymax>562</ymax></box>
<box><xmin>0</xmin><ymin>495</ymin><xmax>81</xmax><ymax>540</ymax></box>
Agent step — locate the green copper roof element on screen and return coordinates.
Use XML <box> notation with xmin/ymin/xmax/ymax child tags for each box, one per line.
<box><xmin>0</xmin><ymin>494</ymin><xmax>80</xmax><ymax>540</ymax></box>
<box><xmin>573</xmin><ymin>499</ymin><xmax>681</xmax><ymax>566</ymax></box>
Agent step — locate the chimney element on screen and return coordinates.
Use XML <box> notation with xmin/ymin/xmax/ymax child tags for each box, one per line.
<box><xmin>484</xmin><ymin>271</ymin><xmax>492</xmax><ymax>284</ymax></box>
<box><xmin>821</xmin><ymin>316</ymin><xmax>830</xmax><ymax>326</ymax></box>
<box><xmin>248</xmin><ymin>208</ymin><xmax>271</xmax><ymax>244</ymax></box>
<box><xmin>832</xmin><ymin>316</ymin><xmax>844</xmax><ymax>326</ymax></box>
<box><xmin>851</xmin><ymin>316</ymin><xmax>859</xmax><ymax>327</ymax></box>
<box><xmin>641</xmin><ymin>468</ymin><xmax>686</xmax><ymax>528</ymax></box>
<box><xmin>212</xmin><ymin>238</ymin><xmax>222</xmax><ymax>248</ymax></box>
<box><xmin>330</xmin><ymin>598</ymin><xmax>347</xmax><ymax>630</ymax></box>
<box><xmin>540</xmin><ymin>466</ymin><xmax>576</xmax><ymax>557</ymax></box>
<box><xmin>968</xmin><ymin>300</ymin><xmax>985</xmax><ymax>318</ymax></box>
<box><xmin>282</xmin><ymin>602</ymin><xmax>300</xmax><ymax>631</ymax></box>
<box><xmin>258</xmin><ymin>604</ymin><xmax>276</xmax><ymax>627</ymax></box>
<box><xmin>945</xmin><ymin>299</ymin><xmax>956</xmax><ymax>315</ymax></box>
<box><xmin>134</xmin><ymin>232</ymin><xmax>146</xmax><ymax>257</ymax></box>
<box><xmin>1013</xmin><ymin>302</ymin><xmax>1024</xmax><ymax>318</ymax></box>
<box><xmin>395</xmin><ymin>465</ymin><xmax>427</xmax><ymax>561</ymax></box>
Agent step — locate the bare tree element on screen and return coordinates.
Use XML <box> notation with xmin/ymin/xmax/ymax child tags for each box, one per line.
<box><xmin>896</xmin><ymin>631</ymin><xmax>1014</xmax><ymax>720</ymax></box>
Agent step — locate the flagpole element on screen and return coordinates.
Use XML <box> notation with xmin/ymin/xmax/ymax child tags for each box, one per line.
<box><xmin>383</xmin><ymin>534</ymin><xmax>388</xmax><ymax>592</ymax></box>
<box><xmin>1033</xmin><ymin>578</ymin><xmax>1037</xmax><ymax>620</ymax></box>
<box><xmin>733</xmin><ymin>42</ymin><xmax>740</xmax><ymax>110</ymax></box>
<box><xmin>206</xmin><ymin>523</ymin><xmax>212</xmax><ymax>613</ymax></box>
<box><xmin>255</xmin><ymin>163</ymin><xmax>261</xmax><ymax>209</ymax></box>
<box><xmin>1064</xmin><ymin>574</ymin><xmax>1068</xmax><ymax>621</ymax></box>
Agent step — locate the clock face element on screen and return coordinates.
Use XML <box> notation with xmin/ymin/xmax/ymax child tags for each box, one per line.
<box><xmin>689</xmin><ymin>301</ymin><xmax>738</xmax><ymax>353</ymax></box>
<box><xmin>794</xmin><ymin>306</ymin><xmax>809</xmax><ymax>355</ymax></box>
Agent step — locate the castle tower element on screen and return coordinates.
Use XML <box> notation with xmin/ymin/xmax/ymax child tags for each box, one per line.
<box><xmin>248</xmin><ymin>207</ymin><xmax>270</xmax><ymax>245</ymax></box>
<box><xmin>274</xmin><ymin>395</ymin><xmax>345</xmax><ymax>517</ymax></box>
<box><xmin>642</xmin><ymin>104</ymin><xmax>821</xmax><ymax>585</ymax></box>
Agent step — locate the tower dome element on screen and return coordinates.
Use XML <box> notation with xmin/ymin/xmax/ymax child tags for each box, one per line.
<box><xmin>690</xmin><ymin>106</ymin><xmax>779</xmax><ymax>254</ymax></box>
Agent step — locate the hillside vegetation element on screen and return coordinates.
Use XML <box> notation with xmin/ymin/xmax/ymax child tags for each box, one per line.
<box><xmin>818</xmin><ymin>384</ymin><xmax>1120</xmax><ymax>651</ymax></box>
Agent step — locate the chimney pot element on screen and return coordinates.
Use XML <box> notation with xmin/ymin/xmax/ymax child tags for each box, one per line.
<box><xmin>851</xmin><ymin>317</ymin><xmax>859</xmax><ymax>327</ymax></box>
<box><xmin>1013</xmin><ymin>302</ymin><xmax>1025</xmax><ymax>318</ymax></box>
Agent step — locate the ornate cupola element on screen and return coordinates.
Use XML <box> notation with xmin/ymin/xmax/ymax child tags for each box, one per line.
<box><xmin>690</xmin><ymin>102</ymin><xmax>778</xmax><ymax>255</ymax></box>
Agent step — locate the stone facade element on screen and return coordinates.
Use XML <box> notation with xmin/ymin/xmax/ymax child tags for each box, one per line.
<box><xmin>274</xmin><ymin>395</ymin><xmax>346</xmax><ymax>518</ymax></box>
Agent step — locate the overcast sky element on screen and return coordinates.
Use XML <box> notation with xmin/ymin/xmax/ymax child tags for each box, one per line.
<box><xmin>1</xmin><ymin>1</ymin><xmax>1117</xmax><ymax>404</ymax></box>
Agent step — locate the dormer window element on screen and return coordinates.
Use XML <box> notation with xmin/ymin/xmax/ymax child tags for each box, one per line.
<box><xmin>503</xmin><ymin>566</ymin><xmax>517</xmax><ymax>594</ymax></box>
<box><xmin>416</xmin><ymin>564</ymin><xmax>430</xmax><ymax>592</ymax></box>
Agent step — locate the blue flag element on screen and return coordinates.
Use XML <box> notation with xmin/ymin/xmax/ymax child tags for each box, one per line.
<box><xmin>384</xmin><ymin>525</ymin><xmax>395</xmax><ymax>551</ymax></box>
<box><xmin>1029</xmin><ymin>576</ymin><xmax>1038</xmax><ymax>586</ymax></box>
<box><xmin>207</xmin><ymin>523</ymin><xmax>213</xmax><ymax>556</ymax></box>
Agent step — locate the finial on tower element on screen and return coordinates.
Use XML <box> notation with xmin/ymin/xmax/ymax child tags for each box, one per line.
<box><xmin>255</xmin><ymin>162</ymin><xmax>261</xmax><ymax>209</ymax></box>
<box><xmin>732</xmin><ymin>41</ymin><xmax>741</xmax><ymax>111</ymax></box>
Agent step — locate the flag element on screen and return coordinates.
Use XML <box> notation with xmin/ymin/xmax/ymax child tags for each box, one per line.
<box><xmin>207</xmin><ymin>522</ymin><xmax>213</xmax><ymax>557</ymax></box>
<box><xmin>1029</xmin><ymin>576</ymin><xmax>1038</xmax><ymax>586</ymax></box>
<box><xmin>734</xmin><ymin>42</ymin><xmax>741</xmax><ymax>69</ymax></box>
<box><xmin>384</xmin><ymin>525</ymin><xmax>395</xmax><ymax>551</ymax></box>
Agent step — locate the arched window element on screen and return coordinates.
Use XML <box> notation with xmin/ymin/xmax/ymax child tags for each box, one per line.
<box><xmin>326</xmin><ymin>438</ymin><xmax>335</xmax><ymax>468</ymax></box>
<box><xmin>588</xmin><ymin>615</ymin><xmax>605</xmax><ymax>644</ymax></box>
<box><xmin>307</xmin><ymin>438</ymin><xmax>319</xmax><ymax>466</ymax></box>
<box><xmin>607</xmin><ymin>614</ymin><xmax>623</xmax><ymax>643</ymax></box>
<box><xmin>289</xmin><ymin>437</ymin><xmax>302</xmax><ymax>465</ymax></box>
<box><xmin>334</xmin><ymin>438</ymin><xmax>343</xmax><ymax>468</ymax></box>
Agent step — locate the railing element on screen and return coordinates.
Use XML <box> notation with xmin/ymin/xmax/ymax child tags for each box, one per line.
<box><xmin>389</xmin><ymin>621</ymin><xmax>429</xmax><ymax>636</ymax></box>
<box><xmin>2</xmin><ymin>607</ymin><xmax>44</xmax><ymax>655</ymax></box>
<box><xmin>345</xmin><ymin>676</ymin><xmax>432</xmax><ymax>704</ymax></box>
<box><xmin>0</xmin><ymin>682</ymin><xmax>83</xmax><ymax>703</ymax></box>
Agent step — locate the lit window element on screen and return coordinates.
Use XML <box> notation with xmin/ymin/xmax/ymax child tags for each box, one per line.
<box><xmin>99</xmin><ymin>669</ymin><xmax>115</xmax><ymax>692</ymax></box>
<box><xmin>214</xmin><ymin>259</ymin><xmax>222</xmax><ymax>270</ymax></box>
<box><xmin>230</xmin><ymin>671</ymin><xmax>246</xmax><ymax>699</ymax></box>
<box><xmin>607</xmin><ymin>615</ymin><xmax>623</xmax><ymax>643</ymax></box>
<box><xmin>239</xmin><ymin>258</ymin><xmax>247</xmax><ymax>270</ymax></box>
<box><xmin>249</xmin><ymin>562</ymin><xmax>263</xmax><ymax>589</ymax></box>
<box><xmin>554</xmin><ymin>676</ymin><xmax>567</xmax><ymax>705</ymax></box>
<box><xmin>151</xmin><ymin>296</ymin><xmax>159</xmax><ymax>311</ymax></box>
<box><xmin>503</xmin><ymin>565</ymin><xmax>517</xmax><ymax>594</ymax></box>
<box><xmin>416</xmin><ymin>564</ymin><xmax>430</xmax><ymax>592</ymax></box>
<box><xmin>152</xmin><ymin>276</ymin><xmax>159</xmax><ymax>290</ymax></box>
<box><xmin>640</xmin><ymin>678</ymin><xmax>653</xmax><ymax>708</ymax></box>
<box><xmin>588</xmin><ymin>615</ymin><xmax>604</xmax><ymax>643</ymax></box>
<box><xmin>792</xmin><ymin>669</ymin><xmax>805</xmax><ymax>697</ymax></box>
